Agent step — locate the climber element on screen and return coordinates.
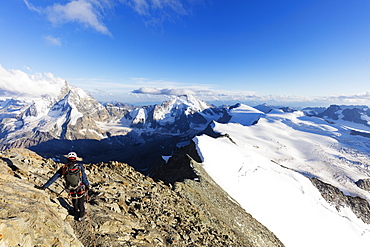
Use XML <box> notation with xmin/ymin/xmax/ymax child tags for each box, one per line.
<box><xmin>37</xmin><ymin>152</ymin><xmax>90</xmax><ymax>222</ymax></box>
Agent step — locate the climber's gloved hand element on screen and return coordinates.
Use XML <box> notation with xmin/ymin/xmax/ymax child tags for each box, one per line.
<box><xmin>35</xmin><ymin>185</ymin><xmax>46</xmax><ymax>190</ymax></box>
<box><xmin>85</xmin><ymin>185</ymin><xmax>90</xmax><ymax>191</ymax></box>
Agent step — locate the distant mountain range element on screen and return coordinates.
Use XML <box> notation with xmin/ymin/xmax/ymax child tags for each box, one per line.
<box><xmin>316</xmin><ymin>104</ymin><xmax>370</xmax><ymax>126</ymax></box>
<box><xmin>1</xmin><ymin>80</ymin><xmax>370</xmax><ymax>167</ymax></box>
<box><xmin>0</xmin><ymin>81</ymin><xmax>226</xmax><ymax>168</ymax></box>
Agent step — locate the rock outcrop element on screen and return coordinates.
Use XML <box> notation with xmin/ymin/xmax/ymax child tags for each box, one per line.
<box><xmin>311</xmin><ymin>177</ymin><xmax>370</xmax><ymax>224</ymax></box>
<box><xmin>317</xmin><ymin>105</ymin><xmax>370</xmax><ymax>127</ymax></box>
<box><xmin>0</xmin><ymin>149</ymin><xmax>83</xmax><ymax>247</ymax></box>
<box><xmin>356</xmin><ymin>178</ymin><xmax>370</xmax><ymax>192</ymax></box>
<box><xmin>1</xmin><ymin>148</ymin><xmax>284</xmax><ymax>247</ymax></box>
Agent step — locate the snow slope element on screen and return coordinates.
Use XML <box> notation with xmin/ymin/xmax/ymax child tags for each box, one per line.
<box><xmin>228</xmin><ymin>103</ymin><xmax>264</xmax><ymax>125</ymax></box>
<box><xmin>194</xmin><ymin>107</ymin><xmax>370</xmax><ymax>247</ymax></box>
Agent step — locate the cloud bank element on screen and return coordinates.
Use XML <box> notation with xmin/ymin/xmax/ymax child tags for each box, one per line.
<box><xmin>132</xmin><ymin>87</ymin><xmax>197</xmax><ymax>95</ymax></box>
<box><xmin>0</xmin><ymin>65</ymin><xmax>66</xmax><ymax>98</ymax></box>
<box><xmin>2</xmin><ymin>66</ymin><xmax>369</xmax><ymax>108</ymax></box>
<box><xmin>130</xmin><ymin>87</ymin><xmax>370</xmax><ymax>107</ymax></box>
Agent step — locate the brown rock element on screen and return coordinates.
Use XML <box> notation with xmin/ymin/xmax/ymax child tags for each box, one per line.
<box><xmin>1</xmin><ymin>148</ymin><xmax>285</xmax><ymax>247</ymax></box>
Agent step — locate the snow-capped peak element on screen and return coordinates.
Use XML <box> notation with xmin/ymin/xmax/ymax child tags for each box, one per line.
<box><xmin>163</xmin><ymin>95</ymin><xmax>211</xmax><ymax>114</ymax></box>
<box><xmin>0</xmin><ymin>66</ymin><xmax>112</xmax><ymax>145</ymax></box>
<box><xmin>119</xmin><ymin>94</ymin><xmax>223</xmax><ymax>134</ymax></box>
<box><xmin>228</xmin><ymin>103</ymin><xmax>264</xmax><ymax>126</ymax></box>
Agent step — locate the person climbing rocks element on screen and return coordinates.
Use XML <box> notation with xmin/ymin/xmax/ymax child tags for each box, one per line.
<box><xmin>37</xmin><ymin>152</ymin><xmax>90</xmax><ymax>221</ymax></box>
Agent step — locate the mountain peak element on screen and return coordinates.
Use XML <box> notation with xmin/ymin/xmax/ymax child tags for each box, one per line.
<box><xmin>228</xmin><ymin>104</ymin><xmax>264</xmax><ymax>126</ymax></box>
<box><xmin>166</xmin><ymin>94</ymin><xmax>211</xmax><ymax>112</ymax></box>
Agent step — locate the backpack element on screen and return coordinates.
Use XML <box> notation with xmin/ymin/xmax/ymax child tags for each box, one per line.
<box><xmin>62</xmin><ymin>161</ymin><xmax>82</xmax><ymax>191</ymax></box>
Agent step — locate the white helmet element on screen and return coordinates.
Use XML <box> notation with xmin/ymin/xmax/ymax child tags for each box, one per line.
<box><xmin>67</xmin><ymin>152</ymin><xmax>77</xmax><ymax>159</ymax></box>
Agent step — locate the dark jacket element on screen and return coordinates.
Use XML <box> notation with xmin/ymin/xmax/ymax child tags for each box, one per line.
<box><xmin>43</xmin><ymin>163</ymin><xmax>89</xmax><ymax>189</ymax></box>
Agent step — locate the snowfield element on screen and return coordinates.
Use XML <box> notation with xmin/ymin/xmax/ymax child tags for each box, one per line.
<box><xmin>194</xmin><ymin>105</ymin><xmax>370</xmax><ymax>247</ymax></box>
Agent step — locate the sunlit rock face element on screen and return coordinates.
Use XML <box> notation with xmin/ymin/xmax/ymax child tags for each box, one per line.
<box><xmin>0</xmin><ymin>148</ymin><xmax>83</xmax><ymax>247</ymax></box>
<box><xmin>0</xmin><ymin>148</ymin><xmax>284</xmax><ymax>247</ymax></box>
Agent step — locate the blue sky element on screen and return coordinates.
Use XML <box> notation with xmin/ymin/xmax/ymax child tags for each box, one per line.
<box><xmin>1</xmin><ymin>0</ymin><xmax>370</xmax><ymax>107</ymax></box>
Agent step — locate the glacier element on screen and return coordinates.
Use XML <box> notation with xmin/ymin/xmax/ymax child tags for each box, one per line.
<box><xmin>194</xmin><ymin>105</ymin><xmax>370</xmax><ymax>247</ymax></box>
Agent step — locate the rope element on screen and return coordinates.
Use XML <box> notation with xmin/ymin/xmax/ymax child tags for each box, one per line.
<box><xmin>86</xmin><ymin>192</ymin><xmax>97</xmax><ymax>247</ymax></box>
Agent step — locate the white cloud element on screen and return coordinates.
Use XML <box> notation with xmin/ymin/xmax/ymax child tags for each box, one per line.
<box><xmin>24</xmin><ymin>0</ymin><xmax>112</xmax><ymax>36</ymax></box>
<box><xmin>123</xmin><ymin>0</ymin><xmax>150</xmax><ymax>15</ymax></box>
<box><xmin>122</xmin><ymin>0</ymin><xmax>187</xmax><ymax>18</ymax></box>
<box><xmin>23</xmin><ymin>0</ymin><xmax>41</xmax><ymax>13</ymax></box>
<box><xmin>24</xmin><ymin>66</ymin><xmax>32</xmax><ymax>72</ymax></box>
<box><xmin>132</xmin><ymin>87</ymin><xmax>196</xmax><ymax>95</ymax></box>
<box><xmin>43</xmin><ymin>35</ymin><xmax>62</xmax><ymax>46</ymax></box>
<box><xmin>0</xmin><ymin>65</ymin><xmax>66</xmax><ymax>98</ymax></box>
<box><xmin>217</xmin><ymin>92</ymin><xmax>370</xmax><ymax>108</ymax></box>
<box><xmin>324</xmin><ymin>92</ymin><xmax>370</xmax><ymax>105</ymax></box>
<box><xmin>45</xmin><ymin>0</ymin><xmax>111</xmax><ymax>36</ymax></box>
<box><xmin>129</xmin><ymin>87</ymin><xmax>370</xmax><ymax>107</ymax></box>
<box><xmin>23</xmin><ymin>0</ymin><xmax>196</xmax><ymax>35</ymax></box>
<box><xmin>9</xmin><ymin>66</ymin><xmax>367</xmax><ymax>107</ymax></box>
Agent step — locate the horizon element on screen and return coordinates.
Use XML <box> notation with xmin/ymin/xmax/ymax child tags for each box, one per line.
<box><xmin>1</xmin><ymin>64</ymin><xmax>370</xmax><ymax>109</ymax></box>
<box><xmin>1</xmin><ymin>1</ymin><xmax>370</xmax><ymax>107</ymax></box>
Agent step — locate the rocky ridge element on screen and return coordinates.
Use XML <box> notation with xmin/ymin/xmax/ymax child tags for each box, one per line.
<box><xmin>0</xmin><ymin>149</ymin><xmax>83</xmax><ymax>247</ymax></box>
<box><xmin>311</xmin><ymin>177</ymin><xmax>370</xmax><ymax>224</ymax></box>
<box><xmin>317</xmin><ymin>105</ymin><xmax>370</xmax><ymax>127</ymax></box>
<box><xmin>0</xmin><ymin>148</ymin><xmax>284</xmax><ymax>247</ymax></box>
